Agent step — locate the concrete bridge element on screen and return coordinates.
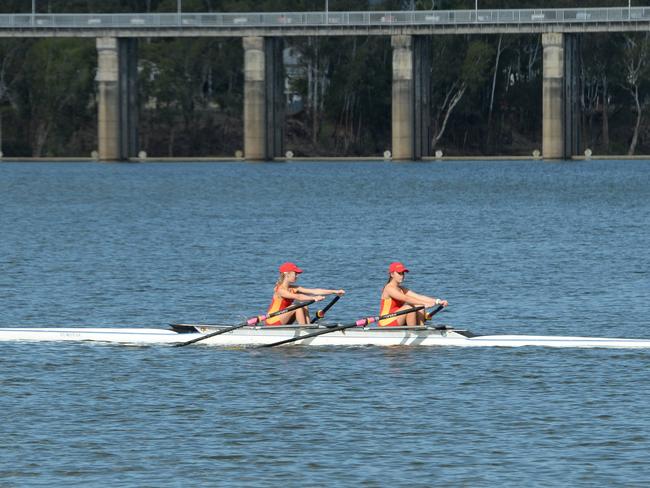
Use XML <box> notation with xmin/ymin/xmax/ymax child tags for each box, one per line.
<box><xmin>2</xmin><ymin>7</ymin><xmax>649</xmax><ymax>161</ymax></box>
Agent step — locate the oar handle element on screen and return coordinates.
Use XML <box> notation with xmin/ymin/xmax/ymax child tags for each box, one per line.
<box><xmin>311</xmin><ymin>295</ymin><xmax>341</xmax><ymax>323</ymax></box>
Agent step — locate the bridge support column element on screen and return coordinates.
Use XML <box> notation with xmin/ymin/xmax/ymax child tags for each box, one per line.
<box><xmin>244</xmin><ymin>36</ymin><xmax>284</xmax><ymax>161</ymax></box>
<box><xmin>542</xmin><ymin>32</ymin><xmax>581</xmax><ymax>160</ymax></box>
<box><xmin>392</xmin><ymin>35</ymin><xmax>414</xmax><ymax>161</ymax></box>
<box><xmin>392</xmin><ymin>35</ymin><xmax>430</xmax><ymax>161</ymax></box>
<box><xmin>96</xmin><ymin>37</ymin><xmax>138</xmax><ymax>161</ymax></box>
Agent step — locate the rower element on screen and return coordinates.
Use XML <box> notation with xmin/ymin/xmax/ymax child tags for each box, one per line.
<box><xmin>379</xmin><ymin>261</ymin><xmax>448</xmax><ymax>326</ymax></box>
<box><xmin>265</xmin><ymin>262</ymin><xmax>345</xmax><ymax>326</ymax></box>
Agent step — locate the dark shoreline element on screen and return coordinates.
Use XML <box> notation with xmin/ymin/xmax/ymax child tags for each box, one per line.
<box><xmin>1</xmin><ymin>156</ymin><xmax>649</xmax><ymax>163</ymax></box>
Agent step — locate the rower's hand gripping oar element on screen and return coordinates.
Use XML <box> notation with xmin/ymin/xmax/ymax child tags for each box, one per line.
<box><xmin>174</xmin><ymin>300</ymin><xmax>316</xmax><ymax>347</ymax></box>
<box><xmin>260</xmin><ymin>306</ymin><xmax>424</xmax><ymax>348</ymax></box>
<box><xmin>310</xmin><ymin>295</ymin><xmax>341</xmax><ymax>323</ymax></box>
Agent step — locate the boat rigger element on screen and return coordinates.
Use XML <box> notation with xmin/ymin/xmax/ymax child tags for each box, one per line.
<box><xmin>1</xmin><ymin>324</ymin><xmax>650</xmax><ymax>348</ymax></box>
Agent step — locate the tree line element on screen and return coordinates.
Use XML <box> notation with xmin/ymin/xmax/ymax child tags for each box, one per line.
<box><xmin>1</xmin><ymin>0</ymin><xmax>650</xmax><ymax>157</ymax></box>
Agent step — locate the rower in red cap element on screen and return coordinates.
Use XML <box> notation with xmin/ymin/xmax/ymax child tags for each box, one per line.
<box><xmin>379</xmin><ymin>261</ymin><xmax>448</xmax><ymax>326</ymax></box>
<box><xmin>266</xmin><ymin>262</ymin><xmax>345</xmax><ymax>326</ymax></box>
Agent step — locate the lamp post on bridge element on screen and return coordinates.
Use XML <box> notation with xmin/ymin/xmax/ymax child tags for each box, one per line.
<box><xmin>178</xmin><ymin>0</ymin><xmax>182</xmax><ymax>25</ymax></box>
<box><xmin>31</xmin><ymin>0</ymin><xmax>35</xmax><ymax>26</ymax></box>
<box><xmin>325</xmin><ymin>0</ymin><xmax>329</xmax><ymax>24</ymax></box>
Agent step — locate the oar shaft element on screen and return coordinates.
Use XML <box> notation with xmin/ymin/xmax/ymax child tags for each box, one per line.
<box><xmin>261</xmin><ymin>306</ymin><xmax>424</xmax><ymax>348</ymax></box>
<box><xmin>311</xmin><ymin>295</ymin><xmax>341</xmax><ymax>323</ymax></box>
<box><xmin>175</xmin><ymin>300</ymin><xmax>315</xmax><ymax>347</ymax></box>
<box><xmin>354</xmin><ymin>305</ymin><xmax>425</xmax><ymax>327</ymax></box>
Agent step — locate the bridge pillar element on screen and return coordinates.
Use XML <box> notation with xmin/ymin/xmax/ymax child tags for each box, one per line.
<box><xmin>392</xmin><ymin>35</ymin><xmax>414</xmax><ymax>160</ymax></box>
<box><xmin>392</xmin><ymin>35</ymin><xmax>430</xmax><ymax>161</ymax></box>
<box><xmin>542</xmin><ymin>32</ymin><xmax>581</xmax><ymax>160</ymax></box>
<box><xmin>244</xmin><ymin>36</ymin><xmax>284</xmax><ymax>161</ymax></box>
<box><xmin>96</xmin><ymin>37</ymin><xmax>138</xmax><ymax>161</ymax></box>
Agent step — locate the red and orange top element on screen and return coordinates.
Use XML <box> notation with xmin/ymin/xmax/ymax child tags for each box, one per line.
<box><xmin>266</xmin><ymin>262</ymin><xmax>303</xmax><ymax>326</ymax></box>
<box><xmin>379</xmin><ymin>262</ymin><xmax>410</xmax><ymax>326</ymax></box>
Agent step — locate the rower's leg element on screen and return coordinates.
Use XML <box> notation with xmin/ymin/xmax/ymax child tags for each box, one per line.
<box><xmin>416</xmin><ymin>310</ymin><xmax>426</xmax><ymax>325</ymax></box>
<box><xmin>394</xmin><ymin>314</ymin><xmax>408</xmax><ymax>326</ymax></box>
<box><xmin>395</xmin><ymin>304</ymin><xmax>415</xmax><ymax>326</ymax></box>
<box><xmin>273</xmin><ymin>310</ymin><xmax>297</xmax><ymax>325</ymax></box>
<box><xmin>295</xmin><ymin>307</ymin><xmax>310</xmax><ymax>325</ymax></box>
<box><xmin>404</xmin><ymin>304</ymin><xmax>426</xmax><ymax>325</ymax></box>
<box><xmin>406</xmin><ymin>311</ymin><xmax>418</xmax><ymax>326</ymax></box>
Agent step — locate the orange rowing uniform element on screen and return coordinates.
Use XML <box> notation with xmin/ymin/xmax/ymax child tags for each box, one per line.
<box><xmin>266</xmin><ymin>286</ymin><xmax>298</xmax><ymax>326</ymax></box>
<box><xmin>379</xmin><ymin>288</ymin><xmax>406</xmax><ymax>326</ymax></box>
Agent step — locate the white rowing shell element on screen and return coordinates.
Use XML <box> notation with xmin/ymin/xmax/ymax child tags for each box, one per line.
<box><xmin>2</xmin><ymin>326</ymin><xmax>650</xmax><ymax>348</ymax></box>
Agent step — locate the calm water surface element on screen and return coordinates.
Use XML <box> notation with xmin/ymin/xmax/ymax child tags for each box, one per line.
<box><xmin>1</xmin><ymin>161</ymin><xmax>649</xmax><ymax>486</ymax></box>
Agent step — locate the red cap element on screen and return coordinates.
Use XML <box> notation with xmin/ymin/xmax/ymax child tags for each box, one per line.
<box><xmin>388</xmin><ymin>262</ymin><xmax>409</xmax><ymax>273</ymax></box>
<box><xmin>279</xmin><ymin>262</ymin><xmax>303</xmax><ymax>274</ymax></box>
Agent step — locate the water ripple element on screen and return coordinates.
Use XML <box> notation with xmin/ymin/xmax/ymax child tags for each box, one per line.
<box><xmin>1</xmin><ymin>161</ymin><xmax>650</xmax><ymax>486</ymax></box>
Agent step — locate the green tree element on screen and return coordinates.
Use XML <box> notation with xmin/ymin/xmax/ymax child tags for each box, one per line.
<box><xmin>431</xmin><ymin>36</ymin><xmax>494</xmax><ymax>149</ymax></box>
<box><xmin>18</xmin><ymin>38</ymin><xmax>95</xmax><ymax>156</ymax></box>
<box><xmin>139</xmin><ymin>37</ymin><xmax>243</xmax><ymax>156</ymax></box>
<box><xmin>621</xmin><ymin>32</ymin><xmax>650</xmax><ymax>155</ymax></box>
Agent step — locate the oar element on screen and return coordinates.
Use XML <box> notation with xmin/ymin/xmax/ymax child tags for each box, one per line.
<box><xmin>310</xmin><ymin>295</ymin><xmax>341</xmax><ymax>323</ymax></box>
<box><xmin>174</xmin><ymin>300</ymin><xmax>315</xmax><ymax>347</ymax></box>
<box><xmin>260</xmin><ymin>306</ymin><xmax>424</xmax><ymax>348</ymax></box>
<box><xmin>424</xmin><ymin>304</ymin><xmax>444</xmax><ymax>322</ymax></box>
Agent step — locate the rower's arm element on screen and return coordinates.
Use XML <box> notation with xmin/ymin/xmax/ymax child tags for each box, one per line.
<box><xmin>297</xmin><ymin>287</ymin><xmax>345</xmax><ymax>296</ymax></box>
<box><xmin>386</xmin><ymin>286</ymin><xmax>425</xmax><ymax>306</ymax></box>
<box><xmin>405</xmin><ymin>290</ymin><xmax>447</xmax><ymax>307</ymax></box>
<box><xmin>277</xmin><ymin>288</ymin><xmax>322</xmax><ymax>302</ymax></box>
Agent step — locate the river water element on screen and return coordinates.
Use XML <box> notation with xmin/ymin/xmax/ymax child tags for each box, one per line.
<box><xmin>1</xmin><ymin>160</ymin><xmax>649</xmax><ymax>486</ymax></box>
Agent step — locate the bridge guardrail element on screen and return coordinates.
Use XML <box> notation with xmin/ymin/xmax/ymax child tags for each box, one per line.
<box><xmin>1</xmin><ymin>8</ymin><xmax>650</xmax><ymax>30</ymax></box>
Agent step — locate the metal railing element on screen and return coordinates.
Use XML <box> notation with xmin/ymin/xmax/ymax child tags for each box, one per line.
<box><xmin>1</xmin><ymin>8</ymin><xmax>649</xmax><ymax>30</ymax></box>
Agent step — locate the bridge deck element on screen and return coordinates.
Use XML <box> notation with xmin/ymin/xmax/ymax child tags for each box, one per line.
<box><xmin>1</xmin><ymin>8</ymin><xmax>650</xmax><ymax>37</ymax></box>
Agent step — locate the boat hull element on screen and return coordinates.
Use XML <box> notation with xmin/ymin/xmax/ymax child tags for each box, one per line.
<box><xmin>2</xmin><ymin>326</ymin><xmax>650</xmax><ymax>348</ymax></box>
